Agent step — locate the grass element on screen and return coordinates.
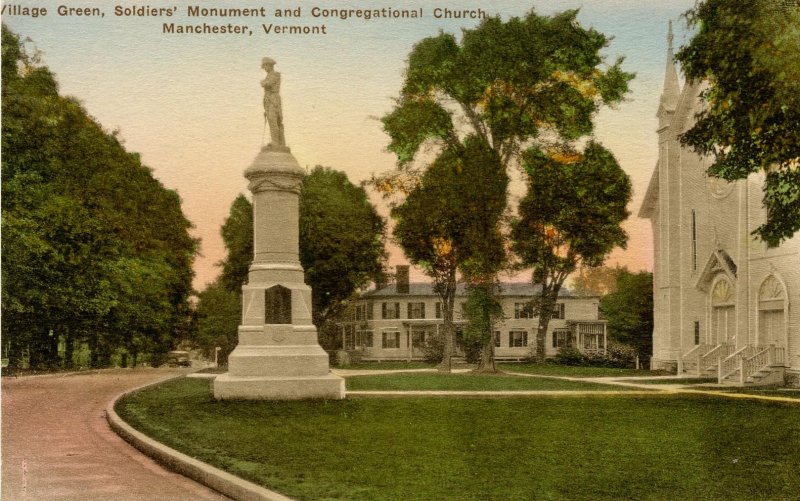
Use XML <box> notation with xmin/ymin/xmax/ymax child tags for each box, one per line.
<box><xmin>498</xmin><ymin>362</ymin><xmax>665</xmax><ymax>378</ymax></box>
<box><xmin>337</xmin><ymin>361</ymin><xmax>436</xmax><ymax>370</ymax></box>
<box><xmin>117</xmin><ymin>378</ymin><xmax>800</xmax><ymax>501</ymax></box>
<box><xmin>344</xmin><ymin>372</ymin><xmax>643</xmax><ymax>391</ymax></box>
<box><xmin>705</xmin><ymin>388</ymin><xmax>800</xmax><ymax>400</ymax></box>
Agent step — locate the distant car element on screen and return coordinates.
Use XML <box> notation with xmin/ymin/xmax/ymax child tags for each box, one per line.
<box><xmin>167</xmin><ymin>351</ymin><xmax>191</xmax><ymax>367</ymax></box>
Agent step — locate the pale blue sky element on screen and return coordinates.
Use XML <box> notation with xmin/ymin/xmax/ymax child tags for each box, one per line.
<box><xmin>4</xmin><ymin>0</ymin><xmax>697</xmax><ymax>289</ymax></box>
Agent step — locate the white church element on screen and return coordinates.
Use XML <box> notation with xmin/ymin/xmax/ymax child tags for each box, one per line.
<box><xmin>639</xmin><ymin>24</ymin><xmax>800</xmax><ymax>386</ymax></box>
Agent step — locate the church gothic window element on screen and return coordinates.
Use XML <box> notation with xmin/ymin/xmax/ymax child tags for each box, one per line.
<box><xmin>758</xmin><ymin>275</ymin><xmax>786</xmax><ymax>348</ymax></box>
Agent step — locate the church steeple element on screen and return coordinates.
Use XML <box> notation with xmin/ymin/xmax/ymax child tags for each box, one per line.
<box><xmin>660</xmin><ymin>21</ymin><xmax>681</xmax><ymax>110</ymax></box>
<box><xmin>658</xmin><ymin>20</ymin><xmax>681</xmax><ymax>126</ymax></box>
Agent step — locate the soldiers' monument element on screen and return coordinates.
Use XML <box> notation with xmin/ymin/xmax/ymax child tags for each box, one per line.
<box><xmin>214</xmin><ymin>58</ymin><xmax>345</xmax><ymax>400</ymax></box>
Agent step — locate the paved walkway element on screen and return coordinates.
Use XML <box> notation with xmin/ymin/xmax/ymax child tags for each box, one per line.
<box><xmin>2</xmin><ymin>368</ymin><xmax>229</xmax><ymax>500</ymax></box>
<box><xmin>334</xmin><ymin>368</ymin><xmax>800</xmax><ymax>404</ymax></box>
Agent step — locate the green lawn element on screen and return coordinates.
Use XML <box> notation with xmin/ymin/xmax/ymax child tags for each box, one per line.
<box><xmin>117</xmin><ymin>378</ymin><xmax>800</xmax><ymax>501</ymax></box>
<box><xmin>345</xmin><ymin>372</ymin><xmax>641</xmax><ymax>391</ymax></box>
<box><xmin>499</xmin><ymin>363</ymin><xmax>666</xmax><ymax>378</ymax></box>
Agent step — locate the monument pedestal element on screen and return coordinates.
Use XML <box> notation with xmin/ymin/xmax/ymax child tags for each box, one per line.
<box><xmin>213</xmin><ymin>145</ymin><xmax>344</xmax><ymax>400</ymax></box>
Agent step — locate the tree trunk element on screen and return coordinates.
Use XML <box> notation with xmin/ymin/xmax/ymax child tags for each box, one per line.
<box><xmin>437</xmin><ymin>320</ymin><xmax>453</xmax><ymax>372</ymax></box>
<box><xmin>536</xmin><ymin>315</ymin><xmax>551</xmax><ymax>362</ymax></box>
<box><xmin>64</xmin><ymin>330</ymin><xmax>75</xmax><ymax>369</ymax></box>
<box><xmin>476</xmin><ymin>280</ymin><xmax>497</xmax><ymax>373</ymax></box>
<box><xmin>534</xmin><ymin>281</ymin><xmax>561</xmax><ymax>362</ymax></box>
<box><xmin>436</xmin><ymin>268</ymin><xmax>457</xmax><ymax>373</ymax></box>
<box><xmin>477</xmin><ymin>340</ymin><xmax>496</xmax><ymax>372</ymax></box>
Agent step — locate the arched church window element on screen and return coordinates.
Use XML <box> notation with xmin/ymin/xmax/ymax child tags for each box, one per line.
<box><xmin>758</xmin><ymin>275</ymin><xmax>786</xmax><ymax>348</ymax></box>
<box><xmin>710</xmin><ymin>277</ymin><xmax>735</xmax><ymax>345</ymax></box>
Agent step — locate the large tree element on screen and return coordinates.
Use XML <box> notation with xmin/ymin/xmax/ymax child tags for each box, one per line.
<box><xmin>676</xmin><ymin>0</ymin><xmax>800</xmax><ymax>245</ymax></box>
<box><xmin>601</xmin><ymin>270</ymin><xmax>654</xmax><ymax>364</ymax></box>
<box><xmin>571</xmin><ymin>265</ymin><xmax>626</xmax><ymax>297</ymax></box>
<box><xmin>511</xmin><ymin>142</ymin><xmax>631</xmax><ymax>360</ymax></box>
<box><xmin>198</xmin><ymin>166</ymin><xmax>387</xmax><ymax>357</ymax></box>
<box><xmin>380</xmin><ymin>9</ymin><xmax>633</xmax><ymax>367</ymax></box>
<box><xmin>392</xmin><ymin>137</ymin><xmax>507</xmax><ymax>371</ymax></box>
<box><xmin>300</xmin><ymin>167</ymin><xmax>387</xmax><ymax>327</ymax></box>
<box><xmin>1</xmin><ymin>26</ymin><xmax>197</xmax><ymax>369</ymax></box>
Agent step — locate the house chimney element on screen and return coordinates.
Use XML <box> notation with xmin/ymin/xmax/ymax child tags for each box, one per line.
<box><xmin>396</xmin><ymin>265</ymin><xmax>409</xmax><ymax>294</ymax></box>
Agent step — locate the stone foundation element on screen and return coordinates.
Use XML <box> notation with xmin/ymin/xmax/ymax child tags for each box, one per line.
<box><xmin>785</xmin><ymin>370</ymin><xmax>800</xmax><ymax>388</ymax></box>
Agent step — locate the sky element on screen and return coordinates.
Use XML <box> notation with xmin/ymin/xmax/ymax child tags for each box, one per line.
<box><xmin>3</xmin><ymin>0</ymin><xmax>698</xmax><ymax>290</ymax></box>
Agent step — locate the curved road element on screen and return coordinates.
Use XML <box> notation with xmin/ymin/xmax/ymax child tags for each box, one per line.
<box><xmin>2</xmin><ymin>368</ymin><xmax>229</xmax><ymax>500</ymax></box>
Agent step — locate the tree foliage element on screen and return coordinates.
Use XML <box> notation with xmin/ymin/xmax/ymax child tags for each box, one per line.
<box><xmin>676</xmin><ymin>0</ymin><xmax>800</xmax><ymax>244</ymax></box>
<box><xmin>194</xmin><ymin>281</ymin><xmax>241</xmax><ymax>366</ymax></box>
<box><xmin>571</xmin><ymin>265</ymin><xmax>626</xmax><ymax>297</ymax></box>
<box><xmin>300</xmin><ymin>166</ymin><xmax>387</xmax><ymax>326</ymax></box>
<box><xmin>511</xmin><ymin>142</ymin><xmax>631</xmax><ymax>360</ymax></box>
<box><xmin>600</xmin><ymin>270</ymin><xmax>654</xmax><ymax>363</ymax></box>
<box><xmin>381</xmin><ymin>9</ymin><xmax>633</xmax><ymax>368</ymax></box>
<box><xmin>1</xmin><ymin>26</ymin><xmax>197</xmax><ymax>369</ymax></box>
<box><xmin>381</xmin><ymin>9</ymin><xmax>633</xmax><ymax>170</ymax></box>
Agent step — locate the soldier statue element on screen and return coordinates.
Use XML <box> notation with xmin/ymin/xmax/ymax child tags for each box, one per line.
<box><xmin>261</xmin><ymin>57</ymin><xmax>285</xmax><ymax>147</ymax></box>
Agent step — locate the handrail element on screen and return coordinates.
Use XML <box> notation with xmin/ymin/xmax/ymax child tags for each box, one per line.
<box><xmin>701</xmin><ymin>343</ymin><xmax>732</xmax><ymax>364</ymax></box>
<box><xmin>718</xmin><ymin>345</ymin><xmax>757</xmax><ymax>383</ymax></box>
<box><xmin>680</xmin><ymin>344</ymin><xmax>711</xmax><ymax>373</ymax></box>
<box><xmin>741</xmin><ymin>345</ymin><xmax>787</xmax><ymax>383</ymax></box>
<box><xmin>701</xmin><ymin>343</ymin><xmax>734</xmax><ymax>374</ymax></box>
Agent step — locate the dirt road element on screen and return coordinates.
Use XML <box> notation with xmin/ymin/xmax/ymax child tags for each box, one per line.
<box><xmin>2</xmin><ymin>368</ymin><xmax>229</xmax><ymax>500</ymax></box>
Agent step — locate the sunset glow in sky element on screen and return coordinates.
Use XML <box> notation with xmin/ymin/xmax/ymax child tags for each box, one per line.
<box><xmin>4</xmin><ymin>0</ymin><xmax>697</xmax><ymax>290</ymax></box>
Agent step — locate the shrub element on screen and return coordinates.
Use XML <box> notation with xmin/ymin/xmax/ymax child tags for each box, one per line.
<box><xmin>604</xmin><ymin>342</ymin><xmax>637</xmax><ymax>368</ymax></box>
<box><xmin>553</xmin><ymin>343</ymin><xmax>637</xmax><ymax>368</ymax></box>
<box><xmin>423</xmin><ymin>333</ymin><xmax>444</xmax><ymax>364</ymax></box>
<box><xmin>554</xmin><ymin>347</ymin><xmax>587</xmax><ymax>366</ymax></box>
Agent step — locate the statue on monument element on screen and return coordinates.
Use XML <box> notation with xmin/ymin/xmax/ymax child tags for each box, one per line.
<box><xmin>261</xmin><ymin>57</ymin><xmax>286</xmax><ymax>148</ymax></box>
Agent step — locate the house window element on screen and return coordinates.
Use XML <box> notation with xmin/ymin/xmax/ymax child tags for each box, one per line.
<box><xmin>514</xmin><ymin>302</ymin><xmax>533</xmax><ymax>319</ymax></box>
<box><xmin>694</xmin><ymin>321</ymin><xmax>700</xmax><ymax>346</ymax></box>
<box><xmin>691</xmin><ymin>209</ymin><xmax>697</xmax><ymax>271</ymax></box>
<box><xmin>435</xmin><ymin>302</ymin><xmax>442</xmax><ymax>319</ymax></box>
<box><xmin>358</xmin><ymin>330</ymin><xmax>374</xmax><ymax>348</ymax></box>
<box><xmin>552</xmin><ymin>303</ymin><xmax>565</xmax><ymax>320</ymax></box>
<box><xmin>494</xmin><ymin>331</ymin><xmax>501</xmax><ymax>347</ymax></box>
<box><xmin>382</xmin><ymin>330</ymin><xmax>400</xmax><ymax>349</ymax></box>
<box><xmin>382</xmin><ymin>302</ymin><xmax>400</xmax><ymax>319</ymax></box>
<box><xmin>553</xmin><ymin>329</ymin><xmax>570</xmax><ymax>348</ymax></box>
<box><xmin>354</xmin><ymin>304</ymin><xmax>368</xmax><ymax>321</ymax></box>
<box><xmin>509</xmin><ymin>330</ymin><xmax>528</xmax><ymax>347</ymax></box>
<box><xmin>408</xmin><ymin>302</ymin><xmax>426</xmax><ymax>319</ymax></box>
<box><xmin>343</xmin><ymin>326</ymin><xmax>355</xmax><ymax>350</ymax></box>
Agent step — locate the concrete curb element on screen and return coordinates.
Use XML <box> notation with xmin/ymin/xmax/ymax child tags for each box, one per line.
<box><xmin>106</xmin><ymin>375</ymin><xmax>293</xmax><ymax>501</ymax></box>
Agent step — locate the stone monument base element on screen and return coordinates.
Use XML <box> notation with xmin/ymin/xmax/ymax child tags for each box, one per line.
<box><xmin>213</xmin><ymin>373</ymin><xmax>344</xmax><ymax>400</ymax></box>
